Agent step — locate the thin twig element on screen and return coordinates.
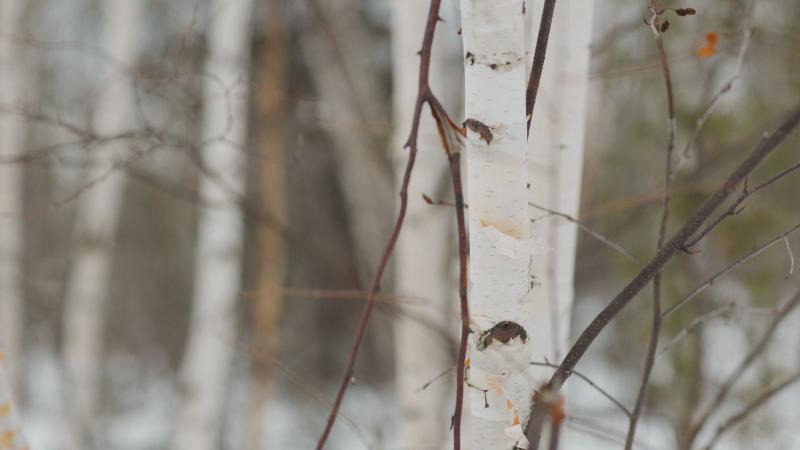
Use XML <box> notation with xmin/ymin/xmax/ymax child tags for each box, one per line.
<box><xmin>426</xmin><ymin>196</ymin><xmax>640</xmax><ymax>263</ymax></box>
<box><xmin>416</xmin><ymin>365</ymin><xmax>455</xmax><ymax>392</ymax></box>
<box><xmin>314</xmin><ymin>0</ymin><xmax>446</xmax><ymax>447</ymax></box>
<box><xmin>663</xmin><ymin>222</ymin><xmax>800</xmax><ymax>318</ymax></box>
<box><xmin>525</xmin><ymin>104</ymin><xmax>800</xmax><ymax>449</ymax></box>
<box><xmin>784</xmin><ymin>237</ymin><xmax>794</xmax><ymax>278</ymax></box>
<box><xmin>674</xmin><ymin>25</ymin><xmax>752</xmax><ymax>174</ymax></box>
<box><xmin>625</xmin><ymin>4</ymin><xmax>675</xmax><ymax>447</ymax></box>
<box><xmin>525</xmin><ymin>0</ymin><xmax>557</xmax><ymax>135</ymax></box>
<box><xmin>530</xmin><ymin>361</ymin><xmax>631</xmax><ymax>417</ymax></box>
<box><xmin>686</xmin><ymin>160</ymin><xmax>800</xmax><ymax>248</ymax></box>
<box><xmin>658</xmin><ymin>302</ymin><xmax>735</xmax><ymax>355</ymax></box>
<box><xmin>529</xmin><ymin>202</ymin><xmax>640</xmax><ymax>263</ymax></box>
<box><xmin>685</xmin><ymin>290</ymin><xmax>800</xmax><ymax>447</ymax></box>
<box><xmin>700</xmin><ymin>371</ymin><xmax>800</xmax><ymax>450</ymax></box>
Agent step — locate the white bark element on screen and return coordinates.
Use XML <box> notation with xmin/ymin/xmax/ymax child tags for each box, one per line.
<box><xmin>0</xmin><ymin>0</ymin><xmax>26</xmax><ymax>398</ymax></box>
<box><xmin>392</xmin><ymin>1</ymin><xmax>460</xmax><ymax>448</ymax></box>
<box><xmin>61</xmin><ymin>1</ymin><xmax>142</xmax><ymax>447</ymax></box>
<box><xmin>172</xmin><ymin>1</ymin><xmax>255</xmax><ymax>449</ymax></box>
<box><xmin>460</xmin><ymin>1</ymin><xmax>533</xmax><ymax>448</ymax></box>
<box><xmin>525</xmin><ymin>0</ymin><xmax>595</xmax><ymax>365</ymax></box>
<box><xmin>0</xmin><ymin>352</ymin><xmax>27</xmax><ymax>450</ymax></box>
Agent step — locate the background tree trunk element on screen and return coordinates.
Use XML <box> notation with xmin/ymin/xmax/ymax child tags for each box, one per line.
<box><xmin>525</xmin><ymin>0</ymin><xmax>595</xmax><ymax>368</ymax></box>
<box><xmin>0</xmin><ymin>0</ymin><xmax>27</xmax><ymax>399</ymax></box>
<box><xmin>392</xmin><ymin>0</ymin><xmax>461</xmax><ymax>448</ymax></box>
<box><xmin>244</xmin><ymin>1</ymin><xmax>288</xmax><ymax>448</ymax></box>
<box><xmin>61</xmin><ymin>1</ymin><xmax>142</xmax><ymax>447</ymax></box>
<box><xmin>460</xmin><ymin>0</ymin><xmax>533</xmax><ymax>448</ymax></box>
<box><xmin>173</xmin><ymin>1</ymin><xmax>255</xmax><ymax>448</ymax></box>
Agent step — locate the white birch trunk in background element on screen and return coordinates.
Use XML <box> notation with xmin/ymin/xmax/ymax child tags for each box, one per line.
<box><xmin>460</xmin><ymin>1</ymin><xmax>534</xmax><ymax>448</ymax></box>
<box><xmin>0</xmin><ymin>352</ymin><xmax>28</xmax><ymax>449</ymax></box>
<box><xmin>0</xmin><ymin>0</ymin><xmax>26</xmax><ymax>398</ymax></box>
<box><xmin>525</xmin><ymin>0</ymin><xmax>595</xmax><ymax>366</ymax></box>
<box><xmin>173</xmin><ymin>1</ymin><xmax>255</xmax><ymax>448</ymax></box>
<box><xmin>392</xmin><ymin>1</ymin><xmax>459</xmax><ymax>448</ymax></box>
<box><xmin>61</xmin><ymin>1</ymin><xmax>142</xmax><ymax>447</ymax></box>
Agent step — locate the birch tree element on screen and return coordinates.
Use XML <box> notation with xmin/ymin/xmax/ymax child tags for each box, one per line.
<box><xmin>392</xmin><ymin>0</ymin><xmax>460</xmax><ymax>447</ymax></box>
<box><xmin>173</xmin><ymin>1</ymin><xmax>255</xmax><ymax>448</ymax></box>
<box><xmin>525</xmin><ymin>0</ymin><xmax>595</xmax><ymax>369</ymax></box>
<box><xmin>460</xmin><ymin>0</ymin><xmax>534</xmax><ymax>447</ymax></box>
<box><xmin>61</xmin><ymin>1</ymin><xmax>142</xmax><ymax>447</ymax></box>
<box><xmin>0</xmin><ymin>0</ymin><xmax>26</xmax><ymax>398</ymax></box>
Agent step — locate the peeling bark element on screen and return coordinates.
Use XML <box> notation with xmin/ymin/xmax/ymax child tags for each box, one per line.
<box><xmin>460</xmin><ymin>1</ymin><xmax>534</xmax><ymax>448</ymax></box>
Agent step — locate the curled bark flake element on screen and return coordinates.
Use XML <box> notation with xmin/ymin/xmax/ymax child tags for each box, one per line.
<box><xmin>463</xmin><ymin>118</ymin><xmax>493</xmax><ymax>145</ymax></box>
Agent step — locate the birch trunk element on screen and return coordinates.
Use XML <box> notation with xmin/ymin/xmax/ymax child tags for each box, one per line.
<box><xmin>0</xmin><ymin>352</ymin><xmax>27</xmax><ymax>450</ymax></box>
<box><xmin>173</xmin><ymin>1</ymin><xmax>255</xmax><ymax>448</ymax></box>
<box><xmin>244</xmin><ymin>1</ymin><xmax>287</xmax><ymax>448</ymax></box>
<box><xmin>392</xmin><ymin>0</ymin><xmax>460</xmax><ymax>447</ymax></box>
<box><xmin>460</xmin><ymin>1</ymin><xmax>533</xmax><ymax>448</ymax></box>
<box><xmin>0</xmin><ymin>0</ymin><xmax>26</xmax><ymax>398</ymax></box>
<box><xmin>61</xmin><ymin>1</ymin><xmax>142</xmax><ymax>447</ymax></box>
<box><xmin>525</xmin><ymin>0</ymin><xmax>595</xmax><ymax>366</ymax></box>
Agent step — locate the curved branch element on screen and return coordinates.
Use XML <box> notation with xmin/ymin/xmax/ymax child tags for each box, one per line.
<box><xmin>524</xmin><ymin>104</ymin><xmax>800</xmax><ymax>449</ymax></box>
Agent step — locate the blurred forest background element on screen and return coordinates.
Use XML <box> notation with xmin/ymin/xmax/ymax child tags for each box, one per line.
<box><xmin>0</xmin><ymin>0</ymin><xmax>799</xmax><ymax>449</ymax></box>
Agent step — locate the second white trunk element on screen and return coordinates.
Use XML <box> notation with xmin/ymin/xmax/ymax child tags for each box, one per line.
<box><xmin>172</xmin><ymin>1</ymin><xmax>255</xmax><ymax>449</ymax></box>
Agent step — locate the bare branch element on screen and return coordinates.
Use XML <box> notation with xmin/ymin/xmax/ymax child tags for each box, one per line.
<box><xmin>525</xmin><ymin>104</ymin><xmax>800</xmax><ymax>449</ymax></box>
<box><xmin>686</xmin><ymin>160</ymin><xmax>800</xmax><ymax>248</ymax></box>
<box><xmin>525</xmin><ymin>0</ymin><xmax>557</xmax><ymax>135</ymax></box>
<box><xmin>663</xmin><ymin>222</ymin><xmax>800</xmax><ymax>318</ymax></box>
<box><xmin>658</xmin><ymin>302</ymin><xmax>735</xmax><ymax>355</ymax></box>
<box><xmin>675</xmin><ymin>25</ymin><xmax>752</xmax><ymax>174</ymax></box>
<box><xmin>626</xmin><ymin>4</ymin><xmax>676</xmax><ymax>447</ymax></box>
<box><xmin>529</xmin><ymin>202</ymin><xmax>640</xmax><ymax>263</ymax></box>
<box><xmin>700</xmin><ymin>372</ymin><xmax>800</xmax><ymax>450</ymax></box>
<box><xmin>685</xmin><ymin>290</ymin><xmax>800</xmax><ymax>446</ymax></box>
<box><xmin>530</xmin><ymin>361</ymin><xmax>631</xmax><ymax>417</ymax></box>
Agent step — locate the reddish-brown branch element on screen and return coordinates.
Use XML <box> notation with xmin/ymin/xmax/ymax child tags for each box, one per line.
<box><xmin>625</xmin><ymin>6</ymin><xmax>675</xmax><ymax>448</ymax></box>
<box><xmin>448</xmin><ymin>151</ymin><xmax>469</xmax><ymax>450</ymax></box>
<box><xmin>314</xmin><ymin>0</ymin><xmax>445</xmax><ymax>447</ymax></box>
<box><xmin>525</xmin><ymin>104</ymin><xmax>800</xmax><ymax>449</ymax></box>
<box><xmin>525</xmin><ymin>0</ymin><xmax>558</xmax><ymax>135</ymax></box>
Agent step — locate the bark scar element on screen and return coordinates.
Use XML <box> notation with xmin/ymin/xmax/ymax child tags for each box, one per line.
<box><xmin>478</xmin><ymin>321</ymin><xmax>527</xmax><ymax>349</ymax></box>
<box><xmin>463</xmin><ymin>118</ymin><xmax>493</xmax><ymax>145</ymax></box>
